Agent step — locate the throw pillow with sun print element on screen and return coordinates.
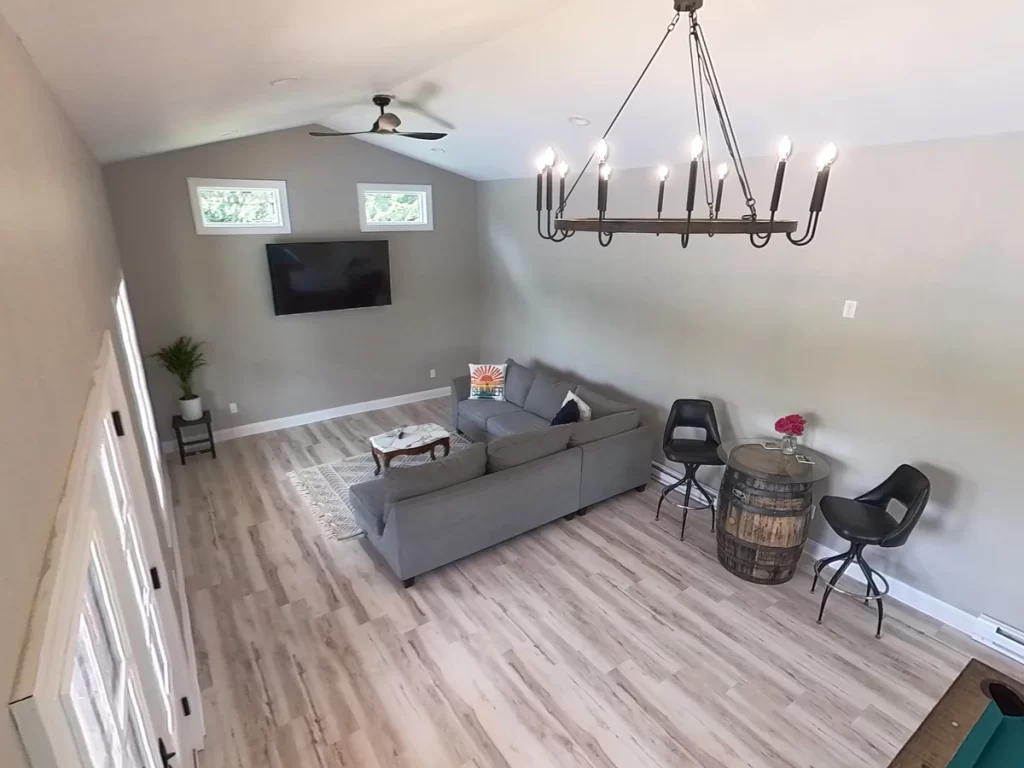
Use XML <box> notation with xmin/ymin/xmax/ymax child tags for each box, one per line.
<box><xmin>468</xmin><ymin>363</ymin><xmax>507</xmax><ymax>401</ymax></box>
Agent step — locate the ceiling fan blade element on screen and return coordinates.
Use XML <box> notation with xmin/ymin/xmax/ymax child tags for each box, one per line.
<box><xmin>392</xmin><ymin>99</ymin><xmax>456</xmax><ymax>130</ymax></box>
<box><xmin>309</xmin><ymin>130</ymin><xmax>374</xmax><ymax>137</ymax></box>
<box><xmin>396</xmin><ymin>131</ymin><xmax>448</xmax><ymax>141</ymax></box>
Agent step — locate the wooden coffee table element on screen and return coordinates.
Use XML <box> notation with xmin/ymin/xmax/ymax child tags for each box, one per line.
<box><xmin>369</xmin><ymin>423</ymin><xmax>451</xmax><ymax>476</ymax></box>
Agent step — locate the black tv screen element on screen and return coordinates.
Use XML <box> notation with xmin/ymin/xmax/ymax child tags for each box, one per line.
<box><xmin>266</xmin><ymin>240</ymin><xmax>392</xmax><ymax>316</ymax></box>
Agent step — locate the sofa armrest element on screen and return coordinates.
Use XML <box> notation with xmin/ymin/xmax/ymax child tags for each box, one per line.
<box><xmin>578</xmin><ymin>422</ymin><xmax>656</xmax><ymax>507</ymax></box>
<box><xmin>451</xmin><ymin>374</ymin><xmax>470</xmax><ymax>430</ymax></box>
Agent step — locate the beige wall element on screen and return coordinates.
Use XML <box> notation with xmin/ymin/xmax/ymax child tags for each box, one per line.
<box><xmin>477</xmin><ymin>133</ymin><xmax>1024</xmax><ymax>630</ymax></box>
<box><xmin>104</xmin><ymin>129</ymin><xmax>481</xmax><ymax>437</ymax></box>
<box><xmin>0</xmin><ymin>16</ymin><xmax>123</xmax><ymax>767</ymax></box>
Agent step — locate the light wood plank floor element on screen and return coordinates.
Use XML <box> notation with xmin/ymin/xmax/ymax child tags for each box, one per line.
<box><xmin>170</xmin><ymin>398</ymin><xmax>1022</xmax><ymax>768</ymax></box>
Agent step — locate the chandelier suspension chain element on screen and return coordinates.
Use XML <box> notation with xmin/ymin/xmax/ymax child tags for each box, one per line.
<box><xmin>561</xmin><ymin>11</ymin><xmax>682</xmax><ymax>212</ymax></box>
<box><xmin>688</xmin><ymin>27</ymin><xmax>715</xmax><ymax>217</ymax></box>
<box><xmin>690</xmin><ymin>17</ymin><xmax>758</xmax><ymax>219</ymax></box>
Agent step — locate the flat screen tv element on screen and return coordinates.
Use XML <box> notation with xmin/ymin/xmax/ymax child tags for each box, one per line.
<box><xmin>266</xmin><ymin>240</ymin><xmax>392</xmax><ymax>316</ymax></box>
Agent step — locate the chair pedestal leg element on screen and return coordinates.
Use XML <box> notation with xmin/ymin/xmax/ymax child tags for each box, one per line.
<box><xmin>816</xmin><ymin>543</ymin><xmax>861</xmax><ymax>625</ymax></box>
<box><xmin>656</xmin><ymin>477</ymin><xmax>686</xmax><ymax>521</ymax></box>
<box><xmin>680</xmin><ymin>466</ymin><xmax>694</xmax><ymax>541</ymax></box>
<box><xmin>857</xmin><ymin>552</ymin><xmax>886</xmax><ymax>638</ymax></box>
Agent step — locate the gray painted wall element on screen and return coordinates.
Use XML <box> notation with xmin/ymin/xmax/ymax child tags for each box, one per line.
<box><xmin>0</xmin><ymin>16</ymin><xmax>124</xmax><ymax>768</ymax></box>
<box><xmin>477</xmin><ymin>133</ymin><xmax>1024</xmax><ymax>630</ymax></box>
<box><xmin>104</xmin><ymin>128</ymin><xmax>480</xmax><ymax>437</ymax></box>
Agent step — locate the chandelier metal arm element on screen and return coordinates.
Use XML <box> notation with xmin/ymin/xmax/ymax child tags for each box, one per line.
<box><xmin>786</xmin><ymin>211</ymin><xmax>820</xmax><ymax>246</ymax></box>
<box><xmin>561</xmin><ymin>11</ymin><xmax>682</xmax><ymax>211</ymax></box>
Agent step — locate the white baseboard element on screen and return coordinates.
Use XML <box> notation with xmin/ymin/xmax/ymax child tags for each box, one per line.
<box><xmin>162</xmin><ymin>386</ymin><xmax>450</xmax><ymax>453</ymax></box>
<box><xmin>648</xmin><ymin>461</ymin><xmax>1005</xmax><ymax>657</ymax></box>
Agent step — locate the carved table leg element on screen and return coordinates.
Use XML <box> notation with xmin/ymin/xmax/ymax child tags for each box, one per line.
<box><xmin>373</xmin><ymin>449</ymin><xmax>383</xmax><ymax>476</ymax></box>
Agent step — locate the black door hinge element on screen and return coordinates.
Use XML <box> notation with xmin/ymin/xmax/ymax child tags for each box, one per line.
<box><xmin>181</xmin><ymin>696</ymin><xmax>191</xmax><ymax>716</ymax></box>
<box><xmin>150</xmin><ymin>567</ymin><xmax>161</xmax><ymax>590</ymax></box>
<box><xmin>112</xmin><ymin>410</ymin><xmax>125</xmax><ymax>437</ymax></box>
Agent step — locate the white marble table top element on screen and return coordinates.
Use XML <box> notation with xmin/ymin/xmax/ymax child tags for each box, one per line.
<box><xmin>369</xmin><ymin>423</ymin><xmax>449</xmax><ymax>453</ymax></box>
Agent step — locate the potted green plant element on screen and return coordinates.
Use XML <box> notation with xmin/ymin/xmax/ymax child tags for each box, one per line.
<box><xmin>152</xmin><ymin>336</ymin><xmax>207</xmax><ymax>421</ymax></box>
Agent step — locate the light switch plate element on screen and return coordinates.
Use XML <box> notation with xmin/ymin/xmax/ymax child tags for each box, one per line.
<box><xmin>842</xmin><ymin>300</ymin><xmax>857</xmax><ymax>319</ymax></box>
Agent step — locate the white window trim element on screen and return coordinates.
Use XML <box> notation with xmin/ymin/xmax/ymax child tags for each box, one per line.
<box><xmin>357</xmin><ymin>183</ymin><xmax>434</xmax><ymax>232</ymax></box>
<box><xmin>187</xmin><ymin>177</ymin><xmax>292</xmax><ymax>235</ymax></box>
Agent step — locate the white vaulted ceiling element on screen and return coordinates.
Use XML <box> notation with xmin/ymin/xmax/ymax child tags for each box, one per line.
<box><xmin>2</xmin><ymin>0</ymin><xmax>1023</xmax><ymax>179</ymax></box>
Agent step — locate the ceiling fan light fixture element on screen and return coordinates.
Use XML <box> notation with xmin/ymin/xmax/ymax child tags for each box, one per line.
<box><xmin>534</xmin><ymin>0</ymin><xmax>838</xmax><ymax>249</ymax></box>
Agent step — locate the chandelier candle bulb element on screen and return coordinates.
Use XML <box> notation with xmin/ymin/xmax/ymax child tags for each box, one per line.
<box><xmin>809</xmin><ymin>143</ymin><xmax>838</xmax><ymax>213</ymax></box>
<box><xmin>596</xmin><ymin>139</ymin><xmax>609</xmax><ymax>163</ymax></box>
<box><xmin>598</xmin><ymin>163</ymin><xmax>612</xmax><ymax>212</ymax></box>
<box><xmin>556</xmin><ymin>162</ymin><xmax>569</xmax><ymax>210</ymax></box>
<box><xmin>535</xmin><ymin>157</ymin><xmax>545</xmax><ymax>212</ymax></box>
<box><xmin>715</xmin><ymin>163</ymin><xmax>729</xmax><ymax>216</ymax></box>
<box><xmin>656</xmin><ymin>165</ymin><xmax>669</xmax><ymax>216</ymax></box>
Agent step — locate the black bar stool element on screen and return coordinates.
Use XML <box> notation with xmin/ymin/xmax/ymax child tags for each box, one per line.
<box><xmin>812</xmin><ymin>464</ymin><xmax>930</xmax><ymax>638</ymax></box>
<box><xmin>656</xmin><ymin>399</ymin><xmax>724</xmax><ymax>540</ymax></box>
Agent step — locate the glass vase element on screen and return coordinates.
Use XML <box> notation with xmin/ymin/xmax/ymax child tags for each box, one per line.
<box><xmin>780</xmin><ymin>434</ymin><xmax>798</xmax><ymax>455</ymax></box>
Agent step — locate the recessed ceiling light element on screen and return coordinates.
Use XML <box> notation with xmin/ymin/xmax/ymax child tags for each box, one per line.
<box><xmin>568</xmin><ymin>115</ymin><xmax>591</xmax><ymax>126</ymax></box>
<box><xmin>431</xmin><ymin>148</ymin><xmax>446</xmax><ymax>154</ymax></box>
<box><xmin>270</xmin><ymin>76</ymin><xmax>302</xmax><ymax>86</ymax></box>
<box><xmin>218</xmin><ymin>131</ymin><xmax>237</xmax><ymax>137</ymax></box>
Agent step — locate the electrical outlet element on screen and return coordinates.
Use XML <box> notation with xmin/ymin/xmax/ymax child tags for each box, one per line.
<box><xmin>429</xmin><ymin>369</ymin><xmax>436</xmax><ymax>379</ymax></box>
<box><xmin>229</xmin><ymin>403</ymin><xmax>239</xmax><ymax>414</ymax></box>
<box><xmin>842</xmin><ymin>300</ymin><xmax>857</xmax><ymax>319</ymax></box>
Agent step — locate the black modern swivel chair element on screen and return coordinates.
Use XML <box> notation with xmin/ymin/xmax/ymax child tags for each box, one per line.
<box><xmin>812</xmin><ymin>464</ymin><xmax>930</xmax><ymax>638</ymax></box>
<box><xmin>656</xmin><ymin>399</ymin><xmax>724</xmax><ymax>540</ymax></box>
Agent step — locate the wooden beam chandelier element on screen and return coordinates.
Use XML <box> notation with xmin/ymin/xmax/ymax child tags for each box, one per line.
<box><xmin>535</xmin><ymin>0</ymin><xmax>838</xmax><ymax>249</ymax></box>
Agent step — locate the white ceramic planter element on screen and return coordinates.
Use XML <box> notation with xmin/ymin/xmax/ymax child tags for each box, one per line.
<box><xmin>179</xmin><ymin>396</ymin><xmax>203</xmax><ymax>422</ymax></box>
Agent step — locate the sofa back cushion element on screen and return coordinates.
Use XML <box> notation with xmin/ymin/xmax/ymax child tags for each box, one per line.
<box><xmin>504</xmin><ymin>358</ymin><xmax>536</xmax><ymax>407</ymax></box>
<box><xmin>385</xmin><ymin>443</ymin><xmax>486</xmax><ymax>503</ymax></box>
<box><xmin>574</xmin><ymin>385</ymin><xmax>635</xmax><ymax>420</ymax></box>
<box><xmin>487</xmin><ymin>424</ymin><xmax>572</xmax><ymax>472</ymax></box>
<box><xmin>569</xmin><ymin>410</ymin><xmax>641</xmax><ymax>446</ymax></box>
<box><xmin>523</xmin><ymin>371</ymin><xmax>574</xmax><ymax>421</ymax></box>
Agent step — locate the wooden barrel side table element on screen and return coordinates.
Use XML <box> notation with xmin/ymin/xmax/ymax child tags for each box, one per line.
<box><xmin>715</xmin><ymin>440</ymin><xmax>830</xmax><ymax>585</ymax></box>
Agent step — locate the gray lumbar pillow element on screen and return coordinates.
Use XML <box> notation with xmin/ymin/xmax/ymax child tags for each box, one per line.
<box><xmin>385</xmin><ymin>443</ymin><xmax>486</xmax><ymax>503</ymax></box>
<box><xmin>574</xmin><ymin>385</ymin><xmax>634</xmax><ymax>420</ymax></box>
<box><xmin>487</xmin><ymin>424</ymin><xmax>572</xmax><ymax>472</ymax></box>
<box><xmin>523</xmin><ymin>371</ymin><xmax>574</xmax><ymax>421</ymax></box>
<box><xmin>504</xmin><ymin>358</ymin><xmax>536</xmax><ymax>407</ymax></box>
<box><xmin>569</xmin><ymin>410</ymin><xmax>641</xmax><ymax>447</ymax></box>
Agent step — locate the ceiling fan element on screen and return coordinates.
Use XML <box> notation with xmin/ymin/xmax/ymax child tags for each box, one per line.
<box><xmin>310</xmin><ymin>95</ymin><xmax>448</xmax><ymax>141</ymax></box>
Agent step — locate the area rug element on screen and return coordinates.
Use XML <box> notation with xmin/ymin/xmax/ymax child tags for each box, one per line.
<box><xmin>287</xmin><ymin>433</ymin><xmax>472</xmax><ymax>541</ymax></box>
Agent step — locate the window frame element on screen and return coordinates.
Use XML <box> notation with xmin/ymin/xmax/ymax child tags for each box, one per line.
<box><xmin>186</xmin><ymin>178</ymin><xmax>292</xmax><ymax>235</ymax></box>
<box><xmin>357</xmin><ymin>183</ymin><xmax>434</xmax><ymax>232</ymax></box>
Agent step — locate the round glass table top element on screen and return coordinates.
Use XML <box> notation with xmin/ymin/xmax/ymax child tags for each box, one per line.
<box><xmin>717</xmin><ymin>439</ymin><xmax>831</xmax><ymax>483</ymax></box>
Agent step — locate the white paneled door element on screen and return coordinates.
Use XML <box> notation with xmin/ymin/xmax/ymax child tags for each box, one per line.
<box><xmin>10</xmin><ymin>334</ymin><xmax>202</xmax><ymax>768</ymax></box>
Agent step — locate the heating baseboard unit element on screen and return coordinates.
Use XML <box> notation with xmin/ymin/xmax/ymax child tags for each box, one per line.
<box><xmin>973</xmin><ymin>615</ymin><xmax>1024</xmax><ymax>665</ymax></box>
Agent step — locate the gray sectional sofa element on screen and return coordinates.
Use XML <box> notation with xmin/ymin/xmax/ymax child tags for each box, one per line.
<box><xmin>349</xmin><ymin>359</ymin><xmax>654</xmax><ymax>586</ymax></box>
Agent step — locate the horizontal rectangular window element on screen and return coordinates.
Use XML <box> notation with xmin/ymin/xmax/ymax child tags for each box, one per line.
<box><xmin>187</xmin><ymin>178</ymin><xmax>291</xmax><ymax>235</ymax></box>
<box><xmin>357</xmin><ymin>183</ymin><xmax>433</xmax><ymax>232</ymax></box>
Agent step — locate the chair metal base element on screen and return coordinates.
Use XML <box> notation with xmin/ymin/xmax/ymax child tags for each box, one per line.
<box><xmin>812</xmin><ymin>542</ymin><xmax>891</xmax><ymax>638</ymax></box>
<box><xmin>655</xmin><ymin>463</ymin><xmax>716</xmax><ymax>541</ymax></box>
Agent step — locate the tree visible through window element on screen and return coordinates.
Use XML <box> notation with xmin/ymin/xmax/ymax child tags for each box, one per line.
<box><xmin>197</xmin><ymin>187</ymin><xmax>281</xmax><ymax>226</ymax></box>
<box><xmin>364</xmin><ymin>191</ymin><xmax>426</xmax><ymax>224</ymax></box>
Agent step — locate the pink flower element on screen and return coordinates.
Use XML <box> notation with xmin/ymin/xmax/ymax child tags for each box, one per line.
<box><xmin>775</xmin><ymin>414</ymin><xmax>806</xmax><ymax>436</ymax></box>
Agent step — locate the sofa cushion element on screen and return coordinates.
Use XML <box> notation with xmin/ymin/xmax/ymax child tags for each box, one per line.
<box><xmin>574</xmin><ymin>385</ymin><xmax>635</xmax><ymax>420</ymax></box>
<box><xmin>486</xmin><ymin>410</ymin><xmax>550</xmax><ymax>439</ymax></box>
<box><xmin>523</xmin><ymin>372</ymin><xmax>574</xmax><ymax>421</ymax></box>
<box><xmin>385</xmin><ymin>443</ymin><xmax>486</xmax><ymax>503</ymax></box>
<box><xmin>504</xmin><ymin>358</ymin><xmax>536</xmax><ymax>407</ymax></box>
<box><xmin>349</xmin><ymin>478</ymin><xmax>389</xmax><ymax>536</ymax></box>
<box><xmin>458</xmin><ymin>398</ymin><xmax>521</xmax><ymax>431</ymax></box>
<box><xmin>562</xmin><ymin>390</ymin><xmax>592</xmax><ymax>421</ymax></box>
<box><xmin>487</xmin><ymin>425</ymin><xmax>572</xmax><ymax>472</ymax></box>
<box><xmin>569</xmin><ymin>410</ymin><xmax>641</xmax><ymax>446</ymax></box>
